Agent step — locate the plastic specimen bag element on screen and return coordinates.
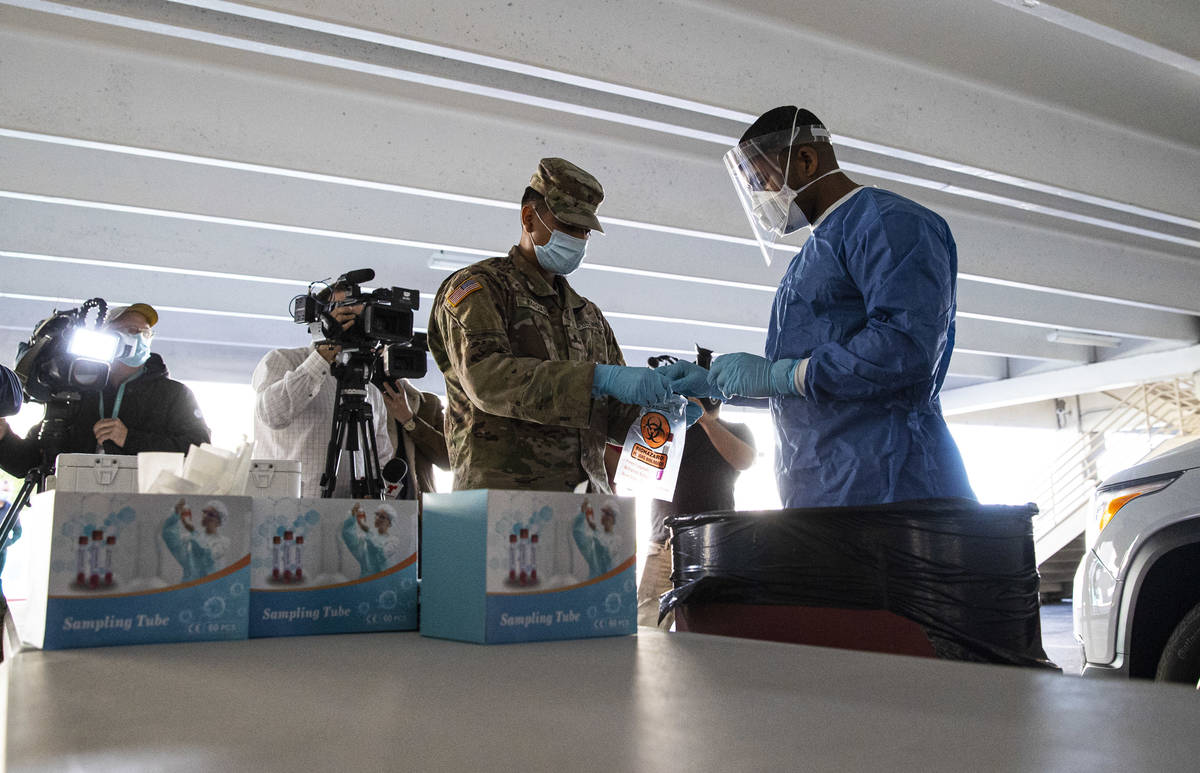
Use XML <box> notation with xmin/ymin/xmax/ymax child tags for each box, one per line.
<box><xmin>613</xmin><ymin>396</ymin><xmax>687</xmax><ymax>501</ymax></box>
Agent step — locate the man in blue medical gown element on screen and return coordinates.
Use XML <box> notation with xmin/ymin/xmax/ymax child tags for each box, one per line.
<box><xmin>666</xmin><ymin>106</ymin><xmax>975</xmax><ymax>509</ymax></box>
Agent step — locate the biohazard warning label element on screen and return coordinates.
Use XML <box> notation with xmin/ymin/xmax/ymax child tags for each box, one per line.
<box><xmin>639</xmin><ymin>412</ymin><xmax>671</xmax><ymax>449</ymax></box>
<box><xmin>630</xmin><ymin>443</ymin><xmax>668</xmax><ymax>470</ymax></box>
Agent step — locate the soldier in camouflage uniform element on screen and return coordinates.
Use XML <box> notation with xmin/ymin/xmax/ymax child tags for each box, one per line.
<box><xmin>428</xmin><ymin>158</ymin><xmax>671</xmax><ymax>492</ymax></box>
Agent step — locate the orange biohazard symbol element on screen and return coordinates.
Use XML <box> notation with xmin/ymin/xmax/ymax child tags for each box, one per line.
<box><xmin>640</xmin><ymin>412</ymin><xmax>671</xmax><ymax>449</ymax></box>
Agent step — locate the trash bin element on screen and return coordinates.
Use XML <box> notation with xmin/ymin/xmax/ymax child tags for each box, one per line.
<box><xmin>662</xmin><ymin>499</ymin><xmax>1058</xmax><ymax>669</ymax></box>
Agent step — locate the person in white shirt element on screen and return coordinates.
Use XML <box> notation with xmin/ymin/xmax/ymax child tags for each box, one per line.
<box><xmin>252</xmin><ymin>283</ymin><xmax>394</xmax><ymax>497</ymax></box>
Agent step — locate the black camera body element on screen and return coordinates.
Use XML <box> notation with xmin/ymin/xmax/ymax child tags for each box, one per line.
<box><xmin>373</xmin><ymin>335</ymin><xmax>429</xmax><ymax>389</ymax></box>
<box><xmin>293</xmin><ymin>270</ymin><xmax>429</xmax><ymax>499</ymax></box>
<box><xmin>290</xmin><ymin>268</ymin><xmax>427</xmax><ymax>381</ymax></box>
<box><xmin>14</xmin><ymin>298</ymin><xmax>114</xmax><ymax>404</ymax></box>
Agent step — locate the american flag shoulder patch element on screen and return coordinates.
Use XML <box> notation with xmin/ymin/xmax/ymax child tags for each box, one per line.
<box><xmin>445</xmin><ymin>277</ymin><xmax>483</xmax><ymax>307</ymax></box>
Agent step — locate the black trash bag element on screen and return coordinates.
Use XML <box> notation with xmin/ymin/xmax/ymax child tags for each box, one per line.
<box><xmin>662</xmin><ymin>499</ymin><xmax>1058</xmax><ymax>669</ymax></box>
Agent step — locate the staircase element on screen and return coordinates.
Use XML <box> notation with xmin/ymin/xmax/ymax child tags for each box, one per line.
<box><xmin>1032</xmin><ymin>377</ymin><xmax>1200</xmax><ymax>601</ymax></box>
<box><xmin>1037</xmin><ymin>534</ymin><xmax>1085</xmax><ymax>603</ymax></box>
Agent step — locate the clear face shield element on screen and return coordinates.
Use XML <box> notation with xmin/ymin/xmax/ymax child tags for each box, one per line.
<box><xmin>723</xmin><ymin>121</ymin><xmax>832</xmax><ymax>264</ymax></box>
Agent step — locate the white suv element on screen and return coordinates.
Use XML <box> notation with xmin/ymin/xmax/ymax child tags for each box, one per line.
<box><xmin>1074</xmin><ymin>438</ymin><xmax>1200</xmax><ymax>683</ymax></box>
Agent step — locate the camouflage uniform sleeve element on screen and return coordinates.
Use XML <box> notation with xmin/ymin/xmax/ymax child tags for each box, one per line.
<box><xmin>431</xmin><ymin>270</ymin><xmax>596</xmax><ymax>429</ymax></box>
<box><xmin>598</xmin><ymin>314</ymin><xmax>642</xmax><ymax>444</ymax></box>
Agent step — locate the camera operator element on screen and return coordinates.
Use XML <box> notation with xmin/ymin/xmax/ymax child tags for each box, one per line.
<box><xmin>252</xmin><ymin>280</ymin><xmax>395</xmax><ymax>498</ymax></box>
<box><xmin>379</xmin><ymin>380</ymin><xmax>449</xmax><ymax>500</ymax></box>
<box><xmin>0</xmin><ymin>303</ymin><xmax>212</xmax><ymax>478</ymax></box>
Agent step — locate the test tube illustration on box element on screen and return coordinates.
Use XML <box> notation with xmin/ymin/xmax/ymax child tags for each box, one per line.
<box><xmin>282</xmin><ymin>531</ymin><xmax>295</xmax><ymax>582</ymax></box>
<box><xmin>421</xmin><ymin>490</ymin><xmax>638</xmax><ymax>644</ymax></box>
<box><xmin>504</xmin><ymin>527</ymin><xmax>541</xmax><ymax>588</ymax></box>
<box><xmin>103</xmin><ymin>535</ymin><xmax>116</xmax><ymax>586</ymax></box>
<box><xmin>248</xmin><ymin>498</ymin><xmax>418</xmax><ymax>637</ymax></box>
<box><xmin>34</xmin><ymin>492</ymin><xmax>252</xmax><ymax>649</ymax></box>
<box><xmin>294</xmin><ymin>535</ymin><xmax>304</xmax><ymax>580</ymax></box>
<box><xmin>87</xmin><ymin>530</ymin><xmax>103</xmax><ymax>588</ymax></box>
<box><xmin>74</xmin><ymin>536</ymin><xmax>88</xmax><ymax>585</ymax></box>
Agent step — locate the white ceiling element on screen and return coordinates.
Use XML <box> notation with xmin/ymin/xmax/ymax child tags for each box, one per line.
<box><xmin>1</xmin><ymin>0</ymin><xmax>1198</xmax><ymax>414</ymax></box>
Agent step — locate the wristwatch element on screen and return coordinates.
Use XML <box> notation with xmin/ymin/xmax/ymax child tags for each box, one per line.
<box><xmin>401</xmin><ymin>417</ymin><xmax>417</xmax><ymax>433</ymax></box>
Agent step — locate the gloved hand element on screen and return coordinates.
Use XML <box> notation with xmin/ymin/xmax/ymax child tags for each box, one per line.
<box><xmin>709</xmin><ymin>353</ymin><xmax>800</xmax><ymax>399</ymax></box>
<box><xmin>592</xmin><ymin>364</ymin><xmax>672</xmax><ymax>406</ymax></box>
<box><xmin>657</xmin><ymin>360</ymin><xmax>722</xmax><ymax>400</ymax></box>
<box><xmin>684</xmin><ymin>400</ymin><xmax>703</xmax><ymax>427</ymax></box>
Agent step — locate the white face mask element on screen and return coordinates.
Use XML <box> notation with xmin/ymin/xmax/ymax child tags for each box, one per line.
<box><xmin>750</xmin><ymin>167</ymin><xmax>843</xmax><ymax>236</ymax></box>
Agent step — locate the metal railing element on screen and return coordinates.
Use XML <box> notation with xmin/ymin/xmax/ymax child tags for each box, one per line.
<box><xmin>1032</xmin><ymin>377</ymin><xmax>1199</xmax><ymax>562</ymax></box>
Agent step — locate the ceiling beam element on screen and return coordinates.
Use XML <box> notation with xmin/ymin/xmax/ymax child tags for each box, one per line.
<box><xmin>3</xmin><ymin>0</ymin><xmax>1198</xmax><ymax>403</ymax></box>
<box><xmin>131</xmin><ymin>0</ymin><xmax>1200</xmax><ymax>213</ymax></box>
<box><xmin>947</xmin><ymin>351</ymin><xmax>1007</xmax><ymax>382</ymax></box>
<box><xmin>0</xmin><ymin>235</ymin><xmax>1106</xmax><ymax>365</ymax></box>
<box><xmin>956</xmin><ymin>280</ymin><xmax>1199</xmax><ymax>342</ymax></box>
<box><xmin>941</xmin><ymin>344</ymin><xmax>1200</xmax><ymax>415</ymax></box>
<box><xmin>4</xmin><ymin>139</ymin><xmax>1200</xmax><ymax>317</ymax></box>
<box><xmin>2</xmin><ymin>1</ymin><xmax>1198</xmax><ymax>234</ymax></box>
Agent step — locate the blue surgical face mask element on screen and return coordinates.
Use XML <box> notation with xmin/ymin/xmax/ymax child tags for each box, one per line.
<box><xmin>533</xmin><ymin>210</ymin><xmax>588</xmax><ymax>275</ymax></box>
<box><xmin>115</xmin><ymin>331</ymin><xmax>151</xmax><ymax>367</ymax></box>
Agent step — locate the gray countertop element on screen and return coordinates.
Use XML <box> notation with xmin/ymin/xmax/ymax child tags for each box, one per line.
<box><xmin>3</xmin><ymin>627</ymin><xmax>1198</xmax><ymax>772</ymax></box>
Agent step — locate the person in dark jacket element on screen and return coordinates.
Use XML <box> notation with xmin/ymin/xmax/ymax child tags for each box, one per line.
<box><xmin>0</xmin><ymin>365</ymin><xmax>20</xmax><ymax>418</ymax></box>
<box><xmin>0</xmin><ymin>303</ymin><xmax>211</xmax><ymax>477</ymax></box>
<box><xmin>380</xmin><ymin>378</ymin><xmax>449</xmax><ymax>500</ymax></box>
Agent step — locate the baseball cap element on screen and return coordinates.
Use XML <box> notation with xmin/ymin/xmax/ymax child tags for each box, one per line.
<box><xmin>106</xmin><ymin>303</ymin><xmax>159</xmax><ymax>327</ymax></box>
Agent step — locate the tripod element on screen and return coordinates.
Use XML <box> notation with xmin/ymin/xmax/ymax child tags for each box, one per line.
<box><xmin>319</xmin><ymin>351</ymin><xmax>385</xmax><ymax>499</ymax></box>
<box><xmin>0</xmin><ymin>395</ymin><xmax>79</xmax><ymax>549</ymax></box>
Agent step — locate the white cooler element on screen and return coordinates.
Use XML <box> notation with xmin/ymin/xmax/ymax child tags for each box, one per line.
<box><xmin>244</xmin><ymin>460</ymin><xmax>302</xmax><ymax>498</ymax></box>
<box><xmin>51</xmin><ymin>455</ymin><xmax>301</xmax><ymax>498</ymax></box>
<box><xmin>53</xmin><ymin>454</ymin><xmax>139</xmax><ymax>494</ymax></box>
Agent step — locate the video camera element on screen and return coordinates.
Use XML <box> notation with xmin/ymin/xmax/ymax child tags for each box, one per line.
<box><xmin>290</xmin><ymin>268</ymin><xmax>427</xmax><ymax>382</ymax></box>
<box><xmin>13</xmin><ymin>298</ymin><xmax>118</xmax><ymax>404</ymax></box>
<box><xmin>2</xmin><ymin>298</ymin><xmax>119</xmax><ymax>537</ymax></box>
<box><xmin>291</xmin><ymin>269</ymin><xmax>428</xmax><ymax>498</ymax></box>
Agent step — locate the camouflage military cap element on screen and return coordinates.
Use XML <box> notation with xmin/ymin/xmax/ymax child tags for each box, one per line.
<box><xmin>529</xmin><ymin>157</ymin><xmax>605</xmax><ymax>233</ymax></box>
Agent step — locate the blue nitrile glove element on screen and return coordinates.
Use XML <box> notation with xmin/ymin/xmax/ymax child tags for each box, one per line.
<box><xmin>684</xmin><ymin>400</ymin><xmax>703</xmax><ymax>427</ymax></box>
<box><xmin>657</xmin><ymin>360</ymin><xmax>723</xmax><ymax>401</ymax></box>
<box><xmin>592</xmin><ymin>364</ymin><xmax>673</xmax><ymax>405</ymax></box>
<box><xmin>709</xmin><ymin>353</ymin><xmax>800</xmax><ymax>399</ymax></box>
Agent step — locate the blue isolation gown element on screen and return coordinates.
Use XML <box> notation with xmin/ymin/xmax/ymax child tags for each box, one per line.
<box><xmin>341</xmin><ymin>517</ymin><xmax>398</xmax><ymax>577</ymax></box>
<box><xmin>161</xmin><ymin>515</ymin><xmax>228</xmax><ymax>581</ymax></box>
<box><xmin>766</xmin><ymin>187</ymin><xmax>976</xmax><ymax>508</ymax></box>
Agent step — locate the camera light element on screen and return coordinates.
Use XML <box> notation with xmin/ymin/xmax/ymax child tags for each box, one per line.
<box><xmin>68</xmin><ymin>328</ymin><xmax>119</xmax><ymax>362</ymax></box>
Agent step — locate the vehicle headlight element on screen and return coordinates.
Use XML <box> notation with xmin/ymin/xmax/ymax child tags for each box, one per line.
<box><xmin>1090</xmin><ymin>474</ymin><xmax>1181</xmax><ymax>544</ymax></box>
